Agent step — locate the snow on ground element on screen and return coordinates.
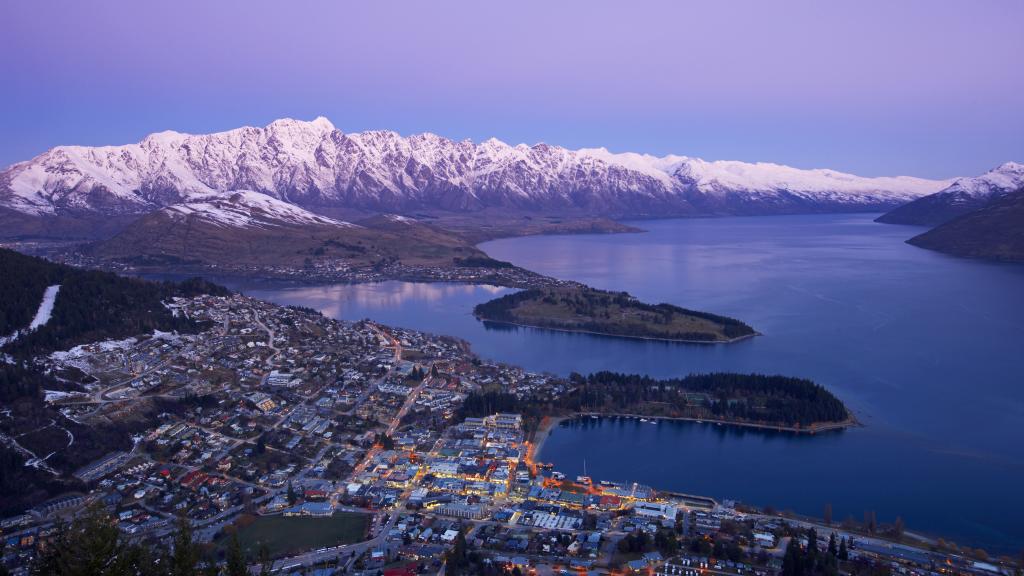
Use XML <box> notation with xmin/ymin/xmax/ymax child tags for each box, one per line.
<box><xmin>0</xmin><ymin>284</ymin><xmax>61</xmax><ymax>346</ymax></box>
<box><xmin>29</xmin><ymin>285</ymin><xmax>60</xmax><ymax>329</ymax></box>
<box><xmin>43</xmin><ymin>389</ymin><xmax>87</xmax><ymax>403</ymax></box>
<box><xmin>164</xmin><ymin>190</ymin><xmax>358</xmax><ymax>229</ymax></box>
<box><xmin>49</xmin><ymin>336</ymin><xmax>138</xmax><ymax>366</ymax></box>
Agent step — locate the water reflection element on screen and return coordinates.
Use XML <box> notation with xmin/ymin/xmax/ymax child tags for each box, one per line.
<box><xmin>246</xmin><ymin>281</ymin><xmax>510</xmax><ymax>320</ymax></box>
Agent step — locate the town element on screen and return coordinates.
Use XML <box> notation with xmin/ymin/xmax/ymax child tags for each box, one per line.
<box><xmin>0</xmin><ymin>293</ymin><xmax>1011</xmax><ymax>576</ymax></box>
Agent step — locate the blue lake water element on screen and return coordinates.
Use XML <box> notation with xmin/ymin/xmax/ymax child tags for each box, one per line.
<box><xmin>239</xmin><ymin>214</ymin><xmax>1024</xmax><ymax>553</ymax></box>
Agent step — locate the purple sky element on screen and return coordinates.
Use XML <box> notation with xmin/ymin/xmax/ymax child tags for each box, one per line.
<box><xmin>1</xmin><ymin>0</ymin><xmax>1022</xmax><ymax>178</ymax></box>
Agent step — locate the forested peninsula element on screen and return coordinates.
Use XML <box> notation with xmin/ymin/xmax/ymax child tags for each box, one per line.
<box><xmin>461</xmin><ymin>371</ymin><xmax>854</xmax><ymax>437</ymax></box>
<box><xmin>473</xmin><ymin>286</ymin><xmax>756</xmax><ymax>343</ymax></box>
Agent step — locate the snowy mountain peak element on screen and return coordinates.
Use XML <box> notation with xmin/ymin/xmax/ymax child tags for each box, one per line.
<box><xmin>941</xmin><ymin>161</ymin><xmax>1024</xmax><ymax>198</ymax></box>
<box><xmin>0</xmin><ymin>116</ymin><xmax>968</xmax><ymax>220</ymax></box>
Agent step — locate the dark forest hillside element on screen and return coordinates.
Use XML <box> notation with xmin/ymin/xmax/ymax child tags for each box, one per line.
<box><xmin>0</xmin><ymin>248</ymin><xmax>228</xmax><ymax>356</ymax></box>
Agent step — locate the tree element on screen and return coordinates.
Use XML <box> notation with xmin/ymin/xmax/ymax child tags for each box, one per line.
<box><xmin>864</xmin><ymin>511</ymin><xmax>877</xmax><ymax>534</ymax></box>
<box><xmin>444</xmin><ymin>530</ymin><xmax>471</xmax><ymax>576</ymax></box>
<box><xmin>287</xmin><ymin>481</ymin><xmax>298</xmax><ymax>505</ymax></box>
<box><xmin>226</xmin><ymin>533</ymin><xmax>248</xmax><ymax>576</ymax></box>
<box><xmin>782</xmin><ymin>539</ymin><xmax>804</xmax><ymax>576</ymax></box>
<box><xmin>31</xmin><ymin>503</ymin><xmax>123</xmax><ymax>576</ymax></box>
<box><xmin>655</xmin><ymin>528</ymin><xmax>679</xmax><ymax>555</ymax></box>
<box><xmin>838</xmin><ymin>538</ymin><xmax>849</xmax><ymax>561</ymax></box>
<box><xmin>257</xmin><ymin>545</ymin><xmax>271</xmax><ymax>576</ymax></box>
<box><xmin>827</xmin><ymin>532</ymin><xmax>837</xmax><ymax>557</ymax></box>
<box><xmin>375</xmin><ymin>433</ymin><xmax>394</xmax><ymax>450</ymax></box>
<box><xmin>170</xmin><ymin>515</ymin><xmax>199</xmax><ymax>576</ymax></box>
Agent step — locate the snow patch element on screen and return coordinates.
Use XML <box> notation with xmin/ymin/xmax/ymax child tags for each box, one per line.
<box><xmin>49</xmin><ymin>336</ymin><xmax>139</xmax><ymax>363</ymax></box>
<box><xmin>163</xmin><ymin>191</ymin><xmax>359</xmax><ymax>229</ymax></box>
<box><xmin>29</xmin><ymin>285</ymin><xmax>60</xmax><ymax>330</ymax></box>
<box><xmin>0</xmin><ymin>284</ymin><xmax>60</xmax><ymax>346</ymax></box>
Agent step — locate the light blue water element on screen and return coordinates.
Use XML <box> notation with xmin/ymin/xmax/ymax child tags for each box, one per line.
<box><xmin>240</xmin><ymin>214</ymin><xmax>1024</xmax><ymax>553</ymax></box>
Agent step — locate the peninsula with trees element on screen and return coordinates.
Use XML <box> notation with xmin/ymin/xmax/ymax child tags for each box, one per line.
<box><xmin>460</xmin><ymin>371</ymin><xmax>855</xmax><ymax>437</ymax></box>
<box><xmin>473</xmin><ymin>285</ymin><xmax>756</xmax><ymax>343</ymax></box>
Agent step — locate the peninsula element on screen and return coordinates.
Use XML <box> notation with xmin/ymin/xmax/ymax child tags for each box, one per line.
<box><xmin>473</xmin><ymin>285</ymin><xmax>756</xmax><ymax>343</ymax></box>
<box><xmin>461</xmin><ymin>371</ymin><xmax>855</xmax><ymax>441</ymax></box>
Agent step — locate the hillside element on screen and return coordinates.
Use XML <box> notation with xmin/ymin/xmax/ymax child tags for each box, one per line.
<box><xmin>0</xmin><ymin>248</ymin><xmax>227</xmax><ymax>356</ymax></box>
<box><xmin>877</xmin><ymin>162</ymin><xmax>1024</xmax><ymax>227</ymax></box>
<box><xmin>907</xmin><ymin>187</ymin><xmax>1024</xmax><ymax>262</ymax></box>
<box><xmin>473</xmin><ymin>285</ymin><xmax>755</xmax><ymax>343</ymax></box>
<box><xmin>0</xmin><ymin>251</ymin><xmax>230</xmax><ymax>515</ymax></box>
<box><xmin>87</xmin><ymin>192</ymin><xmax>489</xmax><ymax>270</ymax></box>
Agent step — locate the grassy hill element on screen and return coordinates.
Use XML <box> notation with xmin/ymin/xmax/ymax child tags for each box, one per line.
<box><xmin>88</xmin><ymin>209</ymin><xmax>491</xmax><ymax>270</ymax></box>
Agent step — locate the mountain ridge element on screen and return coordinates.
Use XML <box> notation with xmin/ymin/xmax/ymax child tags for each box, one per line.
<box><xmin>876</xmin><ymin>162</ymin><xmax>1024</xmax><ymax>227</ymax></box>
<box><xmin>1</xmin><ymin>117</ymin><xmax>955</xmax><ymax>221</ymax></box>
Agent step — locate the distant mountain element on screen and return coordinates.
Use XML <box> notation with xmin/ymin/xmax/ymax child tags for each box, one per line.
<box><xmin>876</xmin><ymin>162</ymin><xmax>1024</xmax><ymax>227</ymax></box>
<box><xmin>907</xmin><ymin>187</ymin><xmax>1024</xmax><ymax>262</ymax></box>
<box><xmin>0</xmin><ymin>117</ymin><xmax>952</xmax><ymax>226</ymax></box>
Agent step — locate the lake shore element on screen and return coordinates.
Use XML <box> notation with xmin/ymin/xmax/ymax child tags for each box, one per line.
<box><xmin>529</xmin><ymin>415</ymin><xmax>569</xmax><ymax>463</ymax></box>
<box><xmin>532</xmin><ymin>412</ymin><xmax>858</xmax><ymax>461</ymax></box>
<box><xmin>574</xmin><ymin>412</ymin><xmax>860</xmax><ymax>434</ymax></box>
<box><xmin>477</xmin><ymin>317</ymin><xmax>759</xmax><ymax>345</ymax></box>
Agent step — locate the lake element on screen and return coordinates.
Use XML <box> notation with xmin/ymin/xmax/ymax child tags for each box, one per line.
<box><xmin>239</xmin><ymin>214</ymin><xmax>1024</xmax><ymax>553</ymax></box>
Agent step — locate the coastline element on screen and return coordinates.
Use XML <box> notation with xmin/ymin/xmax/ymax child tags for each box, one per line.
<box><xmin>576</xmin><ymin>412</ymin><xmax>860</xmax><ymax>434</ymax></box>
<box><xmin>476</xmin><ymin>316</ymin><xmax>759</xmax><ymax>345</ymax></box>
<box><xmin>531</xmin><ymin>412</ymin><xmax>858</xmax><ymax>463</ymax></box>
<box><xmin>529</xmin><ymin>415</ymin><xmax>569</xmax><ymax>463</ymax></box>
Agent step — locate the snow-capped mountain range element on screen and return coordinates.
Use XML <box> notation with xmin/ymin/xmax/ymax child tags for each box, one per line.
<box><xmin>0</xmin><ymin>117</ymin><xmax>955</xmax><ymax>220</ymax></box>
<box><xmin>876</xmin><ymin>162</ymin><xmax>1024</xmax><ymax>227</ymax></box>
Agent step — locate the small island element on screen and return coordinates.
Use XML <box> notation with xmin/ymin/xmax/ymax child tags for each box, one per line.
<box><xmin>473</xmin><ymin>285</ymin><xmax>756</xmax><ymax>343</ymax></box>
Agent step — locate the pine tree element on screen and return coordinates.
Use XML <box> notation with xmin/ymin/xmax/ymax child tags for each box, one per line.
<box><xmin>226</xmin><ymin>533</ymin><xmax>248</xmax><ymax>576</ymax></box>
<box><xmin>170</xmin><ymin>515</ymin><xmax>199</xmax><ymax>576</ymax></box>
<box><xmin>893</xmin><ymin>516</ymin><xmax>905</xmax><ymax>538</ymax></box>
<box><xmin>827</xmin><ymin>532</ymin><xmax>837</xmax><ymax>557</ymax></box>
<box><xmin>31</xmin><ymin>503</ymin><xmax>123</xmax><ymax>576</ymax></box>
<box><xmin>782</xmin><ymin>539</ymin><xmax>804</xmax><ymax>576</ymax></box>
<box><xmin>838</xmin><ymin>537</ymin><xmax>849</xmax><ymax>561</ymax></box>
<box><xmin>287</xmin><ymin>481</ymin><xmax>298</xmax><ymax>505</ymax></box>
<box><xmin>257</xmin><ymin>545</ymin><xmax>271</xmax><ymax>576</ymax></box>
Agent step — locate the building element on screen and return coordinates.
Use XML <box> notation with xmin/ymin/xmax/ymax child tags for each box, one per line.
<box><xmin>438</xmin><ymin>503</ymin><xmax>485</xmax><ymax>519</ymax></box>
<box><xmin>633</xmin><ymin>501</ymin><xmax>678</xmax><ymax>521</ymax></box>
<box><xmin>490</xmin><ymin>413</ymin><xmax>523</xmax><ymax>430</ymax></box>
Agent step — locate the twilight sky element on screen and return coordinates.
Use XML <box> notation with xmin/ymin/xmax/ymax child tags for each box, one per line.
<box><xmin>1</xmin><ymin>0</ymin><xmax>1022</xmax><ymax>178</ymax></box>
